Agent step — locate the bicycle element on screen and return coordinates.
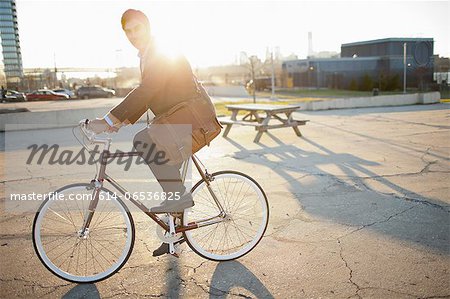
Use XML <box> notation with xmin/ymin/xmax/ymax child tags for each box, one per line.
<box><xmin>32</xmin><ymin>120</ymin><xmax>269</xmax><ymax>283</ymax></box>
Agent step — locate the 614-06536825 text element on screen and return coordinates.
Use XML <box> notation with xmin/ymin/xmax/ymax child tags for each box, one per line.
<box><xmin>9</xmin><ymin>191</ymin><xmax>180</xmax><ymax>201</ymax></box>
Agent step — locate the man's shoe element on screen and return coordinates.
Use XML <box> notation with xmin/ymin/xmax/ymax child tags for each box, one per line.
<box><xmin>150</xmin><ymin>192</ymin><xmax>194</xmax><ymax>213</ymax></box>
<box><xmin>152</xmin><ymin>239</ymin><xmax>186</xmax><ymax>257</ymax></box>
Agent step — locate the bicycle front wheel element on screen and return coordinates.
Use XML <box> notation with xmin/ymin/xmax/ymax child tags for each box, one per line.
<box><xmin>32</xmin><ymin>183</ymin><xmax>135</xmax><ymax>283</ymax></box>
<box><xmin>183</xmin><ymin>171</ymin><xmax>269</xmax><ymax>261</ymax></box>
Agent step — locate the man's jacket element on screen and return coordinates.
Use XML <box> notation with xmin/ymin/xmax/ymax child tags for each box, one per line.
<box><xmin>110</xmin><ymin>45</ymin><xmax>198</xmax><ymax>124</ymax></box>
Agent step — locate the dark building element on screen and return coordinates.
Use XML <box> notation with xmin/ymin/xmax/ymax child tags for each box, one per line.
<box><xmin>282</xmin><ymin>38</ymin><xmax>434</xmax><ymax>91</ymax></box>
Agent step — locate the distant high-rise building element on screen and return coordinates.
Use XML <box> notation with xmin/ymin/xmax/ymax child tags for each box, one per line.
<box><xmin>265</xmin><ymin>47</ymin><xmax>271</xmax><ymax>61</ymax></box>
<box><xmin>0</xmin><ymin>0</ymin><xmax>23</xmax><ymax>87</ymax></box>
<box><xmin>274</xmin><ymin>46</ymin><xmax>281</xmax><ymax>61</ymax></box>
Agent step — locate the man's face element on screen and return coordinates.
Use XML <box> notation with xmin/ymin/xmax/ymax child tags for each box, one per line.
<box><xmin>123</xmin><ymin>18</ymin><xmax>150</xmax><ymax>52</ymax></box>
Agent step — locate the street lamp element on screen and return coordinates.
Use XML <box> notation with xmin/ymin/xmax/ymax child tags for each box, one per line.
<box><xmin>308</xmin><ymin>66</ymin><xmax>314</xmax><ymax>88</ymax></box>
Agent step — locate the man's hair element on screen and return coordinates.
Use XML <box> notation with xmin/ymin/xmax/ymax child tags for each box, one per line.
<box><xmin>121</xmin><ymin>9</ymin><xmax>150</xmax><ymax>30</ymax></box>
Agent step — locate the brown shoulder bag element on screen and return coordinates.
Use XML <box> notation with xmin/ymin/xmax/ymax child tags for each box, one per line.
<box><xmin>141</xmin><ymin>80</ymin><xmax>222</xmax><ymax>165</ymax></box>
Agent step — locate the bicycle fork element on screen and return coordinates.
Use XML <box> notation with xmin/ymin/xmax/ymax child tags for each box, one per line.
<box><xmin>80</xmin><ymin>150</ymin><xmax>109</xmax><ymax>236</ymax></box>
<box><xmin>79</xmin><ymin>180</ymin><xmax>102</xmax><ymax>236</ymax></box>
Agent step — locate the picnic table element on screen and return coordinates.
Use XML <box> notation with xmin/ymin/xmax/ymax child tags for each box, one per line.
<box><xmin>219</xmin><ymin>103</ymin><xmax>309</xmax><ymax>142</ymax></box>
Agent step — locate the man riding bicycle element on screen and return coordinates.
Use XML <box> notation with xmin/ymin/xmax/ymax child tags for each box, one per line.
<box><xmin>88</xmin><ymin>9</ymin><xmax>198</xmax><ymax>254</ymax></box>
<box><xmin>89</xmin><ymin>9</ymin><xmax>196</xmax><ymax>212</ymax></box>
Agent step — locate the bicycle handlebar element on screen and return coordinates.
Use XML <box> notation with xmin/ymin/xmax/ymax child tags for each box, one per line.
<box><xmin>79</xmin><ymin>119</ymin><xmax>112</xmax><ymax>148</ymax></box>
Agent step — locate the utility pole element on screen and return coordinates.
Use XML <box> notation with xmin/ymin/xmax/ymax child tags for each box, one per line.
<box><xmin>53</xmin><ymin>52</ymin><xmax>58</xmax><ymax>88</ymax></box>
<box><xmin>270</xmin><ymin>49</ymin><xmax>276</xmax><ymax>100</ymax></box>
<box><xmin>316</xmin><ymin>62</ymin><xmax>320</xmax><ymax>90</ymax></box>
<box><xmin>250</xmin><ymin>55</ymin><xmax>257</xmax><ymax>103</ymax></box>
<box><xmin>403</xmin><ymin>42</ymin><xmax>407</xmax><ymax>94</ymax></box>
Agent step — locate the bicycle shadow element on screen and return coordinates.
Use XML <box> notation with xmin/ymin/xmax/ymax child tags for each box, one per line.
<box><xmin>162</xmin><ymin>259</ymin><xmax>273</xmax><ymax>298</ymax></box>
<box><xmin>61</xmin><ymin>283</ymin><xmax>100</xmax><ymax>299</ymax></box>
<box><xmin>208</xmin><ymin>261</ymin><xmax>274</xmax><ymax>298</ymax></box>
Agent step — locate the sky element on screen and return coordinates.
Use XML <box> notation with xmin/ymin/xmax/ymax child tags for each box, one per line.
<box><xmin>15</xmin><ymin>0</ymin><xmax>450</xmax><ymax>69</ymax></box>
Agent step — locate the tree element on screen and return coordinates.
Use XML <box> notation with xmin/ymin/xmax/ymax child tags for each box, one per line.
<box><xmin>414</xmin><ymin>66</ymin><xmax>428</xmax><ymax>92</ymax></box>
<box><xmin>359</xmin><ymin>74</ymin><xmax>373</xmax><ymax>91</ymax></box>
<box><xmin>247</xmin><ymin>55</ymin><xmax>261</xmax><ymax>103</ymax></box>
<box><xmin>349</xmin><ymin>79</ymin><xmax>358</xmax><ymax>91</ymax></box>
<box><xmin>386</xmin><ymin>74</ymin><xmax>401</xmax><ymax>91</ymax></box>
<box><xmin>242</xmin><ymin>53</ymin><xmax>276</xmax><ymax>103</ymax></box>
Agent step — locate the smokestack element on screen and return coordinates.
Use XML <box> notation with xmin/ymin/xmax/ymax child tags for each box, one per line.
<box><xmin>308</xmin><ymin>32</ymin><xmax>313</xmax><ymax>58</ymax></box>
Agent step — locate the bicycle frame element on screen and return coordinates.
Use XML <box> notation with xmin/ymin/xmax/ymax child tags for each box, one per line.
<box><xmin>78</xmin><ymin>123</ymin><xmax>226</xmax><ymax>236</ymax></box>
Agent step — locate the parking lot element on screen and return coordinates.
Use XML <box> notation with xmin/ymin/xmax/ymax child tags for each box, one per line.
<box><xmin>1</xmin><ymin>103</ymin><xmax>449</xmax><ymax>298</ymax></box>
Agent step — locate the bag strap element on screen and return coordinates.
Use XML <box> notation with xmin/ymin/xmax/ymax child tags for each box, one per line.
<box><xmin>192</xmin><ymin>74</ymin><xmax>202</xmax><ymax>95</ymax></box>
<box><xmin>146</xmin><ymin>103</ymin><xmax>154</xmax><ymax>126</ymax></box>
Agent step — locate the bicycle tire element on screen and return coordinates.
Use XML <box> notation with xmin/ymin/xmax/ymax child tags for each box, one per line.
<box><xmin>182</xmin><ymin>170</ymin><xmax>269</xmax><ymax>261</ymax></box>
<box><xmin>32</xmin><ymin>183</ymin><xmax>135</xmax><ymax>283</ymax></box>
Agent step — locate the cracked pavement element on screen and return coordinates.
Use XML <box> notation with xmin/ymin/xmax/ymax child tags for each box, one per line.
<box><xmin>1</xmin><ymin>104</ymin><xmax>449</xmax><ymax>298</ymax></box>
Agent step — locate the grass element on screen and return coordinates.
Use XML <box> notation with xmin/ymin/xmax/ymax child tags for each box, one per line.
<box><xmin>440</xmin><ymin>89</ymin><xmax>450</xmax><ymax>101</ymax></box>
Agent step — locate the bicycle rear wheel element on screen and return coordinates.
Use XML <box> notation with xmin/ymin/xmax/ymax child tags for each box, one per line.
<box><xmin>183</xmin><ymin>171</ymin><xmax>269</xmax><ymax>261</ymax></box>
<box><xmin>32</xmin><ymin>183</ymin><xmax>135</xmax><ymax>283</ymax></box>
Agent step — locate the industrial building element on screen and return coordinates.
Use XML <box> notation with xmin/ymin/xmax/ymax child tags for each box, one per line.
<box><xmin>282</xmin><ymin>38</ymin><xmax>434</xmax><ymax>91</ymax></box>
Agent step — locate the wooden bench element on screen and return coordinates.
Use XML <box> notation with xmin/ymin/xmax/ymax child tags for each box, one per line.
<box><xmin>219</xmin><ymin>104</ymin><xmax>309</xmax><ymax>142</ymax></box>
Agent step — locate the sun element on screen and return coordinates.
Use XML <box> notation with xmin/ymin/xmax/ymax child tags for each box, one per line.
<box><xmin>139</xmin><ymin>2</ymin><xmax>222</xmax><ymax>68</ymax></box>
<box><xmin>153</xmin><ymin>34</ymin><xmax>184</xmax><ymax>60</ymax></box>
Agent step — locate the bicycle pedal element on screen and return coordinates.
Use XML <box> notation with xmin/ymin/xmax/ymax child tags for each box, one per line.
<box><xmin>169</xmin><ymin>241</ymin><xmax>183</xmax><ymax>257</ymax></box>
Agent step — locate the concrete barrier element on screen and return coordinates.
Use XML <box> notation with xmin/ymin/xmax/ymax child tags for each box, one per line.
<box><xmin>418</xmin><ymin>92</ymin><xmax>441</xmax><ymax>104</ymax></box>
<box><xmin>1</xmin><ymin>107</ymin><xmax>110</xmax><ymax>131</ymax></box>
<box><xmin>295</xmin><ymin>92</ymin><xmax>440</xmax><ymax>111</ymax></box>
<box><xmin>204</xmin><ymin>85</ymin><xmax>249</xmax><ymax>97</ymax></box>
<box><xmin>0</xmin><ymin>106</ymin><xmax>150</xmax><ymax>131</ymax></box>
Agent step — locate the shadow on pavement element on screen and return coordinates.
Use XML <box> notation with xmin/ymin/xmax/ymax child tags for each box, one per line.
<box><xmin>224</xmin><ymin>131</ymin><xmax>449</xmax><ymax>254</ymax></box>
<box><xmin>208</xmin><ymin>261</ymin><xmax>274</xmax><ymax>298</ymax></box>
<box><xmin>165</xmin><ymin>257</ymin><xmax>183</xmax><ymax>298</ymax></box>
<box><xmin>62</xmin><ymin>283</ymin><xmax>100</xmax><ymax>299</ymax></box>
<box><xmin>162</xmin><ymin>257</ymin><xmax>274</xmax><ymax>298</ymax></box>
<box><xmin>309</xmin><ymin>119</ymin><xmax>449</xmax><ymax>161</ymax></box>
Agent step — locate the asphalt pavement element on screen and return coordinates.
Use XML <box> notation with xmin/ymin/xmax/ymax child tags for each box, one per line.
<box><xmin>0</xmin><ymin>103</ymin><xmax>449</xmax><ymax>298</ymax></box>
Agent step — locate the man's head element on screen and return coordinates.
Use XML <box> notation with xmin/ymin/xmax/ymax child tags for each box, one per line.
<box><xmin>121</xmin><ymin>9</ymin><xmax>151</xmax><ymax>52</ymax></box>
